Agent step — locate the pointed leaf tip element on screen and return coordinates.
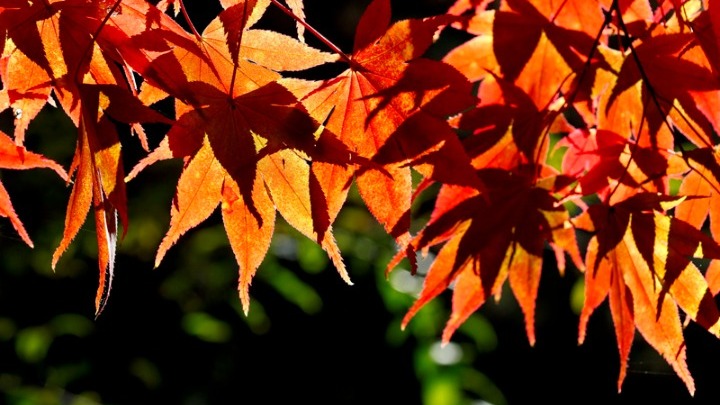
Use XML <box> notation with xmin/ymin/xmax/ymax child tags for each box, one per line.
<box><xmin>239</xmin><ymin>288</ymin><xmax>251</xmax><ymax>316</ymax></box>
<box><xmin>321</xmin><ymin>230</ymin><xmax>352</xmax><ymax>285</ymax></box>
<box><xmin>441</xmin><ymin>323</ymin><xmax>458</xmax><ymax>345</ymax></box>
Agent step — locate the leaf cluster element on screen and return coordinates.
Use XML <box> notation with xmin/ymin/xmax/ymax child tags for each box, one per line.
<box><xmin>3</xmin><ymin>0</ymin><xmax>720</xmax><ymax>394</ymax></box>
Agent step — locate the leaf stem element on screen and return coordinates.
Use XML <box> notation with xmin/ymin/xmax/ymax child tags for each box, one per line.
<box><xmin>268</xmin><ymin>0</ymin><xmax>354</xmax><ymax>66</ymax></box>
<box><xmin>549</xmin><ymin>0</ymin><xmax>569</xmax><ymax>24</ymax></box>
<box><xmin>177</xmin><ymin>0</ymin><xmax>203</xmax><ymax>41</ymax></box>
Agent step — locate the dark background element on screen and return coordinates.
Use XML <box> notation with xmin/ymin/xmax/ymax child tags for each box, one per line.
<box><xmin>1</xmin><ymin>1</ymin><xmax>720</xmax><ymax>404</ymax></box>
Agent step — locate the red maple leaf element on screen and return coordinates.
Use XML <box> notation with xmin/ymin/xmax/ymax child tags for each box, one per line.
<box><xmin>285</xmin><ymin>0</ymin><xmax>482</xmax><ymax>268</ymax></box>
<box><xmin>395</xmin><ymin>165</ymin><xmax>582</xmax><ymax>345</ymax></box>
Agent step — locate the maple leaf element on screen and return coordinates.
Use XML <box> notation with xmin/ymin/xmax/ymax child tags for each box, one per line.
<box><xmin>285</xmin><ymin>0</ymin><xmax>482</xmax><ymax>267</ymax></box>
<box><xmin>124</xmin><ymin>1</ymin><xmax>351</xmax><ymax>312</ymax></box>
<box><xmin>0</xmin><ymin>129</ymin><xmax>68</xmax><ymax>247</ymax></box>
<box><xmin>576</xmin><ymin>193</ymin><xmax>720</xmax><ymax>394</ymax></box>
<box><xmin>118</xmin><ymin>0</ymin><xmax>329</xmax><ymax>105</ymax></box>
<box><xmin>396</xmin><ymin>165</ymin><xmax>582</xmax><ymax>345</ymax></box>
<box><xmin>144</xmin><ymin>133</ymin><xmax>277</xmax><ymax>313</ymax></box>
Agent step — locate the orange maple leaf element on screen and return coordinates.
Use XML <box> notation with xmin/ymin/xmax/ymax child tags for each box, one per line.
<box><xmin>124</xmin><ymin>1</ymin><xmax>351</xmax><ymax>313</ymax></box>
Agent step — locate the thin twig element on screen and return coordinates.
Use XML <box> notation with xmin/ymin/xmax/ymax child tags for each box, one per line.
<box><xmin>178</xmin><ymin>0</ymin><xmax>202</xmax><ymax>41</ymax></box>
<box><xmin>268</xmin><ymin>0</ymin><xmax>355</xmax><ymax>66</ymax></box>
